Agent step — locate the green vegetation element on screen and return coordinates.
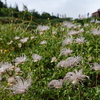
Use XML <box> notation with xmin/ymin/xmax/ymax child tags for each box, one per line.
<box><xmin>1</xmin><ymin>0</ymin><xmax>100</xmax><ymax>100</ymax></box>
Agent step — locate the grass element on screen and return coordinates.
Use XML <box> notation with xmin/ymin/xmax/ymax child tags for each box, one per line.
<box><xmin>0</xmin><ymin>19</ymin><xmax>100</xmax><ymax>100</ymax></box>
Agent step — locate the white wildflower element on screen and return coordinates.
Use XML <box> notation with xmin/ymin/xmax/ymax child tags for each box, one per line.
<box><xmin>39</xmin><ymin>32</ymin><xmax>44</xmax><ymax>35</ymax></box>
<box><xmin>91</xmin><ymin>63</ymin><xmax>100</xmax><ymax>71</ymax></box>
<box><xmin>7</xmin><ymin>77</ymin><xmax>15</xmax><ymax>85</ymax></box>
<box><xmin>32</xmin><ymin>54</ymin><xmax>42</xmax><ymax>62</ymax></box>
<box><xmin>0</xmin><ymin>62</ymin><xmax>12</xmax><ymax>74</ymax></box>
<box><xmin>14</xmin><ymin>36</ymin><xmax>20</xmax><ymax>40</ymax></box>
<box><xmin>56</xmin><ymin>56</ymin><xmax>81</xmax><ymax>68</ymax></box>
<box><xmin>8</xmin><ymin>76</ymin><xmax>31</xmax><ymax>94</ymax></box>
<box><xmin>51</xmin><ymin>57</ymin><xmax>57</xmax><ymax>63</ymax></box>
<box><xmin>59</xmin><ymin>48</ymin><xmax>73</xmax><ymax>56</ymax></box>
<box><xmin>79</xmin><ymin>29</ymin><xmax>84</xmax><ymax>33</ymax></box>
<box><xmin>48</xmin><ymin>79</ymin><xmax>63</xmax><ymax>89</ymax></box>
<box><xmin>62</xmin><ymin>21</ymin><xmax>75</xmax><ymax>28</ymax></box>
<box><xmin>37</xmin><ymin>25</ymin><xmax>50</xmax><ymax>31</ymax></box>
<box><xmin>75</xmin><ymin>37</ymin><xmax>85</xmax><ymax>44</ymax></box>
<box><xmin>67</xmin><ymin>30</ymin><xmax>79</xmax><ymax>36</ymax></box>
<box><xmin>63</xmin><ymin>69</ymin><xmax>89</xmax><ymax>85</ymax></box>
<box><xmin>66</xmin><ymin>56</ymin><xmax>82</xmax><ymax>67</ymax></box>
<box><xmin>57</xmin><ymin>60</ymin><xmax>68</xmax><ymax>68</ymax></box>
<box><xmin>30</xmin><ymin>36</ymin><xmax>35</xmax><ymax>40</ymax></box>
<box><xmin>20</xmin><ymin>37</ymin><xmax>28</xmax><ymax>43</ymax></box>
<box><xmin>92</xmin><ymin>29</ymin><xmax>100</xmax><ymax>36</ymax></box>
<box><xmin>40</xmin><ymin>40</ymin><xmax>47</xmax><ymax>44</ymax></box>
<box><xmin>18</xmin><ymin>43</ymin><xmax>22</xmax><ymax>48</ymax></box>
<box><xmin>84</xmin><ymin>24</ymin><xmax>89</xmax><ymax>27</ymax></box>
<box><xmin>62</xmin><ymin>37</ymin><xmax>73</xmax><ymax>46</ymax></box>
<box><xmin>7</xmin><ymin>40</ymin><xmax>13</xmax><ymax>45</ymax></box>
<box><xmin>13</xmin><ymin>55</ymin><xmax>27</xmax><ymax>66</ymax></box>
<box><xmin>14</xmin><ymin>67</ymin><xmax>22</xmax><ymax>73</ymax></box>
<box><xmin>52</xmin><ymin>31</ymin><xmax>56</xmax><ymax>35</ymax></box>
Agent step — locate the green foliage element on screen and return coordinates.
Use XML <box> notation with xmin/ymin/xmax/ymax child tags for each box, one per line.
<box><xmin>0</xmin><ymin>18</ymin><xmax>100</xmax><ymax>99</ymax></box>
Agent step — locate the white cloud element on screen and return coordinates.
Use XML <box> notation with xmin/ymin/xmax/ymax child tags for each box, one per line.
<box><xmin>4</xmin><ymin>0</ymin><xmax>100</xmax><ymax>18</ymax></box>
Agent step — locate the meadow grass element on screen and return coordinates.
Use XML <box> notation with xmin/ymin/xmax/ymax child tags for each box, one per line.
<box><xmin>0</xmin><ymin>20</ymin><xmax>100</xmax><ymax>100</ymax></box>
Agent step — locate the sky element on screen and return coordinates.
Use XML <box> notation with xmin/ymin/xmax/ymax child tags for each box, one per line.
<box><xmin>2</xmin><ymin>0</ymin><xmax>100</xmax><ymax>19</ymax></box>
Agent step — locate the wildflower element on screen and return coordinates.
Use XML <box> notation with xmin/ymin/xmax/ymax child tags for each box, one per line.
<box><xmin>48</xmin><ymin>79</ymin><xmax>63</xmax><ymax>89</ymax></box>
<box><xmin>0</xmin><ymin>62</ymin><xmax>12</xmax><ymax>74</ymax></box>
<box><xmin>13</xmin><ymin>55</ymin><xmax>27</xmax><ymax>66</ymax></box>
<box><xmin>30</xmin><ymin>36</ymin><xmax>35</xmax><ymax>40</ymax></box>
<box><xmin>47</xmin><ymin>18</ymin><xmax>50</xmax><ymax>20</ymax></box>
<box><xmin>14</xmin><ymin>36</ymin><xmax>20</xmax><ymax>40</ymax></box>
<box><xmin>84</xmin><ymin>24</ymin><xmax>89</xmax><ymax>27</ymax></box>
<box><xmin>79</xmin><ymin>29</ymin><xmax>84</xmax><ymax>33</ymax></box>
<box><xmin>52</xmin><ymin>31</ymin><xmax>56</xmax><ymax>35</ymax></box>
<box><xmin>67</xmin><ymin>30</ymin><xmax>79</xmax><ymax>36</ymax></box>
<box><xmin>18</xmin><ymin>43</ymin><xmax>22</xmax><ymax>48</ymax></box>
<box><xmin>92</xmin><ymin>29</ymin><xmax>100</xmax><ymax>35</ymax></box>
<box><xmin>59</xmin><ymin>48</ymin><xmax>73</xmax><ymax>56</ymax></box>
<box><xmin>32</xmin><ymin>54</ymin><xmax>42</xmax><ymax>62</ymax></box>
<box><xmin>37</xmin><ymin>25</ymin><xmax>50</xmax><ymax>31</ymax></box>
<box><xmin>63</xmin><ymin>69</ymin><xmax>89</xmax><ymax>85</ymax></box>
<box><xmin>62</xmin><ymin>37</ymin><xmax>73</xmax><ymax>46</ymax></box>
<box><xmin>57</xmin><ymin>60</ymin><xmax>68</xmax><ymax>68</ymax></box>
<box><xmin>7</xmin><ymin>40</ymin><xmax>13</xmax><ymax>45</ymax></box>
<box><xmin>75</xmin><ymin>37</ymin><xmax>85</xmax><ymax>44</ymax></box>
<box><xmin>40</xmin><ymin>40</ymin><xmax>47</xmax><ymax>44</ymax></box>
<box><xmin>14</xmin><ymin>67</ymin><xmax>22</xmax><ymax>74</ymax></box>
<box><xmin>4</xmin><ymin>50</ymin><xmax>8</xmax><ymax>52</ymax></box>
<box><xmin>91</xmin><ymin>63</ymin><xmax>100</xmax><ymax>71</ymax></box>
<box><xmin>60</xmin><ymin>28</ymin><xmax>65</xmax><ymax>32</ymax></box>
<box><xmin>7</xmin><ymin>77</ymin><xmax>15</xmax><ymax>85</ymax></box>
<box><xmin>8</xmin><ymin>76</ymin><xmax>31</xmax><ymax>94</ymax></box>
<box><xmin>77</xmin><ymin>24</ymin><xmax>81</xmax><ymax>28</ymax></box>
<box><xmin>51</xmin><ymin>57</ymin><xmax>57</xmax><ymax>63</ymax></box>
<box><xmin>20</xmin><ymin>37</ymin><xmax>28</xmax><ymax>43</ymax></box>
<box><xmin>66</xmin><ymin>56</ymin><xmax>82</xmax><ymax>67</ymax></box>
<box><xmin>56</xmin><ymin>56</ymin><xmax>81</xmax><ymax>68</ymax></box>
<box><xmin>39</xmin><ymin>32</ymin><xmax>43</xmax><ymax>35</ymax></box>
<box><xmin>62</xmin><ymin>21</ymin><xmax>75</xmax><ymax>28</ymax></box>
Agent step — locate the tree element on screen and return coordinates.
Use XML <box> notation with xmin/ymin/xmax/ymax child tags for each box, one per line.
<box><xmin>41</xmin><ymin>12</ymin><xmax>51</xmax><ymax>19</ymax></box>
<box><xmin>87</xmin><ymin>13</ymin><xmax>89</xmax><ymax>18</ymax></box>
<box><xmin>23</xmin><ymin>4</ymin><xmax>28</xmax><ymax>11</ymax></box>
<box><xmin>0</xmin><ymin>0</ymin><xmax>3</xmax><ymax>8</ymax></box>
<box><xmin>14</xmin><ymin>3</ymin><xmax>19</xmax><ymax>12</ymax></box>
<box><xmin>30</xmin><ymin>9</ymin><xmax>40</xmax><ymax>18</ymax></box>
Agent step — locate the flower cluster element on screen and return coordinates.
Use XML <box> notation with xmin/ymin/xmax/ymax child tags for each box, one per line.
<box><xmin>57</xmin><ymin>56</ymin><xmax>81</xmax><ymax>68</ymax></box>
<box><xmin>37</xmin><ymin>25</ymin><xmax>50</xmax><ymax>31</ymax></box>
<box><xmin>92</xmin><ymin>29</ymin><xmax>100</xmax><ymax>36</ymax></box>
<box><xmin>62</xmin><ymin>21</ymin><xmax>75</xmax><ymax>28</ymax></box>
<box><xmin>32</xmin><ymin>54</ymin><xmax>42</xmax><ymax>62</ymax></box>
<box><xmin>91</xmin><ymin>63</ymin><xmax>100</xmax><ymax>71</ymax></box>
<box><xmin>0</xmin><ymin>62</ymin><xmax>12</xmax><ymax>74</ymax></box>
<box><xmin>13</xmin><ymin>54</ymin><xmax>27</xmax><ymax>66</ymax></box>
<box><xmin>48</xmin><ymin>69</ymin><xmax>89</xmax><ymax>88</ymax></box>
<box><xmin>8</xmin><ymin>76</ymin><xmax>31</xmax><ymax>94</ymax></box>
<box><xmin>75</xmin><ymin>37</ymin><xmax>85</xmax><ymax>44</ymax></box>
<box><xmin>59</xmin><ymin>48</ymin><xmax>73</xmax><ymax>56</ymax></box>
<box><xmin>63</xmin><ymin>69</ymin><xmax>89</xmax><ymax>85</ymax></box>
<box><xmin>62</xmin><ymin>37</ymin><xmax>73</xmax><ymax>46</ymax></box>
<box><xmin>48</xmin><ymin>79</ymin><xmax>63</xmax><ymax>89</ymax></box>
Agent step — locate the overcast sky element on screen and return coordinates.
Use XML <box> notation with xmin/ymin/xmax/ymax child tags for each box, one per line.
<box><xmin>3</xmin><ymin>0</ymin><xmax>100</xmax><ymax>19</ymax></box>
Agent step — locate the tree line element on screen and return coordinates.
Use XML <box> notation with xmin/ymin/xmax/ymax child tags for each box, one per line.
<box><xmin>0</xmin><ymin>0</ymin><xmax>67</xmax><ymax>20</ymax></box>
